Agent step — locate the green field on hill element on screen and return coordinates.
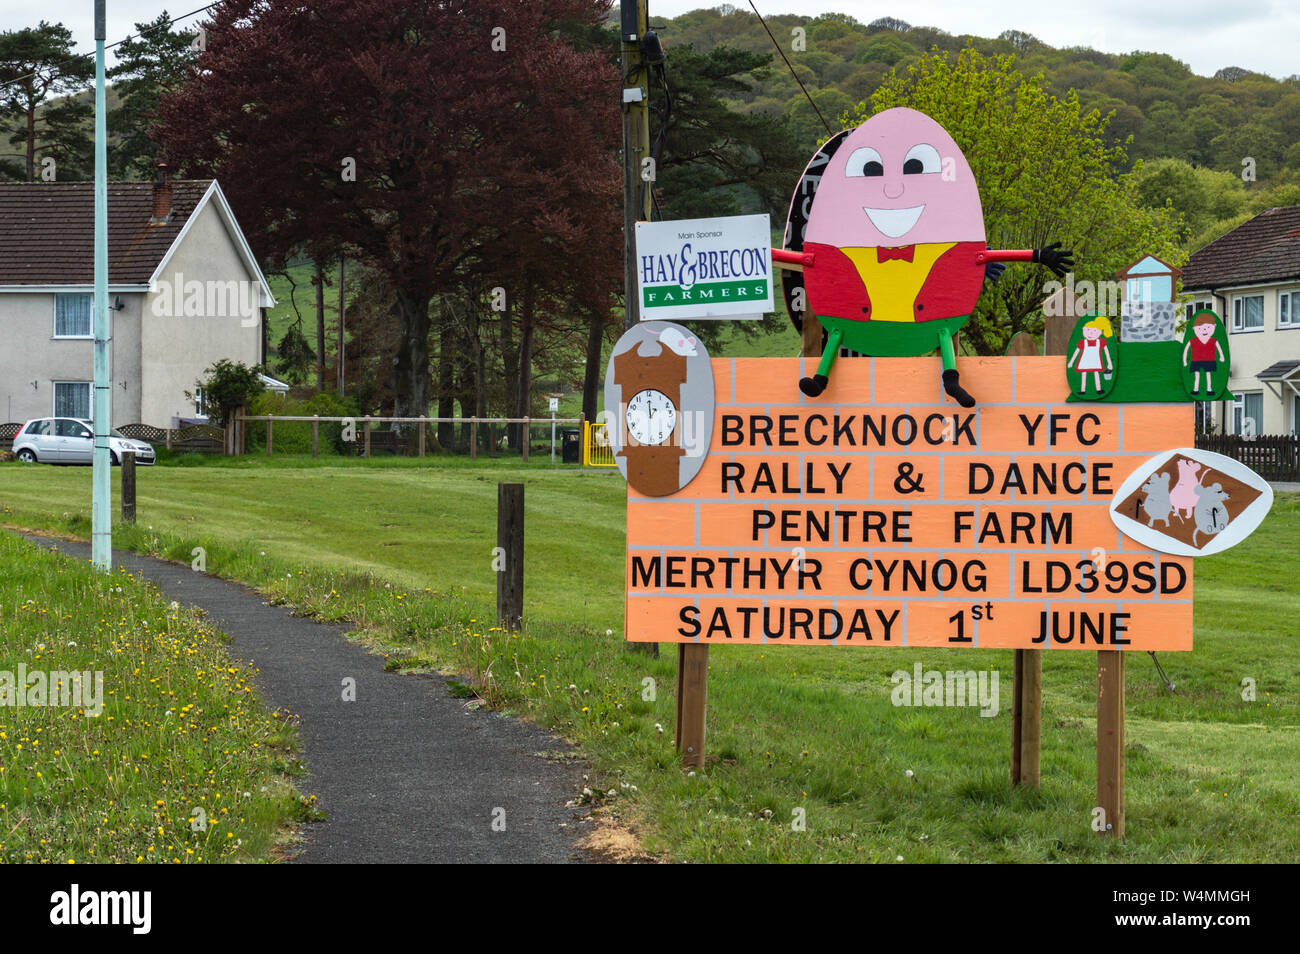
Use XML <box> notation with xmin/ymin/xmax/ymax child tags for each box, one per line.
<box><xmin>2</xmin><ymin>458</ymin><xmax>1297</xmax><ymax>862</ymax></box>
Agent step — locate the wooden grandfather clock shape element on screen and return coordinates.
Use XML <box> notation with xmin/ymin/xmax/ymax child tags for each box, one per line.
<box><xmin>614</xmin><ymin>343</ymin><xmax>688</xmax><ymax>496</ymax></box>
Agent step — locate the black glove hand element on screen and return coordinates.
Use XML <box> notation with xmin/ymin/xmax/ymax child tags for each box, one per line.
<box><xmin>984</xmin><ymin>262</ymin><xmax>1006</xmax><ymax>283</ymax></box>
<box><xmin>1033</xmin><ymin>242</ymin><xmax>1074</xmax><ymax>278</ymax></box>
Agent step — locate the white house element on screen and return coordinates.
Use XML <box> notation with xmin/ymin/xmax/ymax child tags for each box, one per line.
<box><xmin>1181</xmin><ymin>206</ymin><xmax>1300</xmax><ymax>436</ymax></box>
<box><xmin>0</xmin><ymin>173</ymin><xmax>274</xmax><ymax>427</ymax></box>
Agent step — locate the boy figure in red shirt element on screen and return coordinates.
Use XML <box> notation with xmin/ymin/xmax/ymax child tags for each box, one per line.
<box><xmin>1183</xmin><ymin>311</ymin><xmax>1225</xmax><ymax>395</ymax></box>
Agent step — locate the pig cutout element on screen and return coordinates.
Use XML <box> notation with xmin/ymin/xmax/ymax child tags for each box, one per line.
<box><xmin>1169</xmin><ymin>459</ymin><xmax>1203</xmax><ymax>522</ymax></box>
<box><xmin>1139</xmin><ymin>471</ymin><xmax>1173</xmax><ymax>528</ymax></box>
<box><xmin>1193</xmin><ymin>483</ymin><xmax>1231</xmax><ymax>547</ymax></box>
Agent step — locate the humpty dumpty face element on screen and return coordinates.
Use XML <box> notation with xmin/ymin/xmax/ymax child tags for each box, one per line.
<box><xmin>804</xmin><ymin>107</ymin><xmax>985</xmax><ymax>249</ymax></box>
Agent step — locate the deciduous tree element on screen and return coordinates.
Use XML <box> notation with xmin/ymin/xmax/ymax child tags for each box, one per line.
<box><xmin>155</xmin><ymin>0</ymin><xmax>619</xmax><ymax>422</ymax></box>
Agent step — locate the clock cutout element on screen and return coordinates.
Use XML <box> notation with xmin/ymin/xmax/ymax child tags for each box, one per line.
<box><xmin>604</xmin><ymin>322</ymin><xmax>715</xmax><ymax>497</ymax></box>
<box><xmin>626</xmin><ymin>388</ymin><xmax>677</xmax><ymax>446</ymax></box>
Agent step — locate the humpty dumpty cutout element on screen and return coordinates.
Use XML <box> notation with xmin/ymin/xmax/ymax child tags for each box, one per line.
<box><xmin>773</xmin><ymin>107</ymin><xmax>1074</xmax><ymax>407</ymax></box>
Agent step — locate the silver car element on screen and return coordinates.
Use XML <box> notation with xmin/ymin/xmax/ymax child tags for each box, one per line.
<box><xmin>12</xmin><ymin>417</ymin><xmax>156</xmax><ymax>465</ymax></box>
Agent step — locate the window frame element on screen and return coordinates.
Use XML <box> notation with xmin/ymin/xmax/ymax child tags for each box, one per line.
<box><xmin>53</xmin><ymin>293</ymin><xmax>94</xmax><ymax>339</ymax></box>
<box><xmin>52</xmin><ymin>381</ymin><xmax>92</xmax><ymax>420</ymax></box>
<box><xmin>1231</xmin><ymin>293</ymin><xmax>1265</xmax><ymax>332</ymax></box>
<box><xmin>1279</xmin><ymin>289</ymin><xmax>1300</xmax><ymax>329</ymax></box>
<box><xmin>1232</xmin><ymin>390</ymin><xmax>1264</xmax><ymax>437</ymax></box>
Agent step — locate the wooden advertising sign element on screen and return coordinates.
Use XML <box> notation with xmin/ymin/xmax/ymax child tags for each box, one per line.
<box><xmin>626</xmin><ymin>356</ymin><xmax>1194</xmax><ymax>652</ymax></box>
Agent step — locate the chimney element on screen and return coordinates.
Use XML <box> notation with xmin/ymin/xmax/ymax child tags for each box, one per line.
<box><xmin>151</xmin><ymin>161</ymin><xmax>172</xmax><ymax>223</ymax></box>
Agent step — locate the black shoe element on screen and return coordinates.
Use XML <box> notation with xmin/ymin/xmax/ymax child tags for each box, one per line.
<box><xmin>799</xmin><ymin>374</ymin><xmax>827</xmax><ymax>397</ymax></box>
<box><xmin>942</xmin><ymin>369</ymin><xmax>976</xmax><ymax>408</ymax></box>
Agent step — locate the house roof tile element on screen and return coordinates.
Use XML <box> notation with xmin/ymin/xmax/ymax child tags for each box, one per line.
<box><xmin>1257</xmin><ymin>359</ymin><xmax>1300</xmax><ymax>380</ymax></box>
<box><xmin>0</xmin><ymin>180</ymin><xmax>212</xmax><ymax>286</ymax></box>
<box><xmin>1182</xmin><ymin>206</ymin><xmax>1300</xmax><ymax>291</ymax></box>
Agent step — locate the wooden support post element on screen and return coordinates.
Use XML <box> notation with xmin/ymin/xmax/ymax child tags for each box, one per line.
<box><xmin>1097</xmin><ymin>650</ymin><xmax>1126</xmax><ymax>838</ymax></box>
<box><xmin>470</xmin><ymin>418</ymin><xmax>478</xmax><ymax>460</ymax></box>
<box><xmin>521</xmin><ymin>418</ymin><xmax>530</xmax><ymax>463</ymax></box>
<box><xmin>1011</xmin><ymin>650</ymin><xmax>1042</xmax><ymax>787</ymax></box>
<box><xmin>675</xmin><ymin>643</ymin><xmax>708</xmax><ymax>768</ymax></box>
<box><xmin>312</xmin><ymin>417</ymin><xmax>319</xmax><ymax>458</ymax></box>
<box><xmin>800</xmin><ymin>309</ymin><xmax>822</xmax><ymax>360</ymax></box>
<box><xmin>1044</xmin><ymin>312</ymin><xmax>1074</xmax><ymax>359</ymax></box>
<box><xmin>496</xmin><ymin>483</ymin><xmax>524</xmax><ymax>630</ymax></box>
<box><xmin>1005</xmin><ymin>331</ymin><xmax>1039</xmax><ymax>357</ymax></box>
<box><xmin>165</xmin><ymin>428</ymin><xmax>172</xmax><ymax>452</ymax></box>
<box><xmin>1011</xmin><ymin>322</ymin><xmax>1061</xmax><ymax>787</ymax></box>
<box><xmin>363</xmin><ymin>419</ymin><xmax>371</xmax><ymax>458</ymax></box>
<box><xmin>121</xmin><ymin>451</ymin><xmax>136</xmax><ymax>524</ymax></box>
<box><xmin>1011</xmin><ymin>649</ymin><xmax>1023</xmax><ymax>783</ymax></box>
<box><xmin>266</xmin><ymin>415</ymin><xmax>273</xmax><ymax>456</ymax></box>
<box><xmin>418</xmin><ymin>421</ymin><xmax>426</xmax><ymax>457</ymax></box>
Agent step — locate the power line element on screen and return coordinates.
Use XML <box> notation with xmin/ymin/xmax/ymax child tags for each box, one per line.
<box><xmin>0</xmin><ymin>3</ymin><xmax>219</xmax><ymax>95</ymax></box>
<box><xmin>746</xmin><ymin>0</ymin><xmax>834</xmax><ymax>137</ymax></box>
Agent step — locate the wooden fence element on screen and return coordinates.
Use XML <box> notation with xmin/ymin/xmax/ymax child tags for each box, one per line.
<box><xmin>235</xmin><ymin>414</ymin><xmax>586</xmax><ymax>461</ymax></box>
<box><xmin>1196</xmin><ymin>433</ymin><xmax>1300</xmax><ymax>482</ymax></box>
<box><xmin>0</xmin><ymin>421</ymin><xmax>223</xmax><ymax>453</ymax></box>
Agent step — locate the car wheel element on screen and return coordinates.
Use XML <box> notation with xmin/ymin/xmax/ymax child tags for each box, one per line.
<box><xmin>16</xmin><ymin>448</ymin><xmax>37</xmax><ymax>463</ymax></box>
<box><xmin>110</xmin><ymin>451</ymin><xmax>120</xmax><ymax>466</ymax></box>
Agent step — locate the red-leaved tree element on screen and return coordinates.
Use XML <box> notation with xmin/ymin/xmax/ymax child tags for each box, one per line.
<box><xmin>154</xmin><ymin>0</ymin><xmax>620</xmax><ymax>419</ymax></box>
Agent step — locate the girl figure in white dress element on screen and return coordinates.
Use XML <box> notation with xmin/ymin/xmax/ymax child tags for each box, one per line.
<box><xmin>1066</xmin><ymin>316</ymin><xmax>1114</xmax><ymax>395</ymax></box>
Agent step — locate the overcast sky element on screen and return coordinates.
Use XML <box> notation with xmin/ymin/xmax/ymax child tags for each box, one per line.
<box><xmin>0</xmin><ymin>0</ymin><xmax>1293</xmax><ymax>79</ymax></box>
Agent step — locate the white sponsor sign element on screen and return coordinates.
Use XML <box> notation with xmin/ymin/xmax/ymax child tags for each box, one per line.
<box><xmin>635</xmin><ymin>214</ymin><xmax>774</xmax><ymax>320</ymax></box>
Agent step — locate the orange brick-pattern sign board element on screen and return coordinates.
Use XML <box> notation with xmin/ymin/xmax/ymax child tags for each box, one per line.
<box><xmin>626</xmin><ymin>356</ymin><xmax>1194</xmax><ymax>651</ymax></box>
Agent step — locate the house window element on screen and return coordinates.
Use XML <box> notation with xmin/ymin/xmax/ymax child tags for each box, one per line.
<box><xmin>53</xmin><ymin>381</ymin><xmax>91</xmax><ymax>419</ymax></box>
<box><xmin>194</xmin><ymin>387</ymin><xmax>208</xmax><ymax>418</ymax></box>
<box><xmin>1232</xmin><ymin>391</ymin><xmax>1264</xmax><ymax>436</ymax></box>
<box><xmin>54</xmin><ymin>293</ymin><xmax>93</xmax><ymax>337</ymax></box>
<box><xmin>1185</xmin><ymin>299</ymin><xmax>1213</xmax><ymax>322</ymax></box>
<box><xmin>1232</xmin><ymin>294</ymin><xmax>1264</xmax><ymax>332</ymax></box>
<box><xmin>1195</xmin><ymin>400</ymin><xmax>1213</xmax><ymax>433</ymax></box>
<box><xmin>1280</xmin><ymin>290</ymin><xmax>1300</xmax><ymax>328</ymax></box>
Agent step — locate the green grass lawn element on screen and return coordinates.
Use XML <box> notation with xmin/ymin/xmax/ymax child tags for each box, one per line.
<box><xmin>0</xmin><ymin>530</ymin><xmax>313</xmax><ymax>863</ymax></box>
<box><xmin>2</xmin><ymin>458</ymin><xmax>1297</xmax><ymax>862</ymax></box>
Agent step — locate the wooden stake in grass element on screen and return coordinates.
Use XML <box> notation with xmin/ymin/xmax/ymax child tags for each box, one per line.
<box><xmin>676</xmin><ymin>643</ymin><xmax>708</xmax><ymax>769</ymax></box>
<box><xmin>496</xmin><ymin>483</ymin><xmax>524</xmax><ymax>631</ymax></box>
<box><xmin>121</xmin><ymin>451</ymin><xmax>136</xmax><ymax>524</ymax></box>
<box><xmin>1097</xmin><ymin>649</ymin><xmax>1125</xmax><ymax>838</ymax></box>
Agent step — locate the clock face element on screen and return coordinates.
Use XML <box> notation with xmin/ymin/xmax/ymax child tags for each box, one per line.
<box><xmin>625</xmin><ymin>388</ymin><xmax>677</xmax><ymax>446</ymax></box>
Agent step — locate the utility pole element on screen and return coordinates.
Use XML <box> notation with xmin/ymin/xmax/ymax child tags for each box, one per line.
<box><xmin>91</xmin><ymin>0</ymin><xmax>112</xmax><ymax>572</ymax></box>
<box><xmin>621</xmin><ymin>0</ymin><xmax>651</xmax><ymax>330</ymax></box>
